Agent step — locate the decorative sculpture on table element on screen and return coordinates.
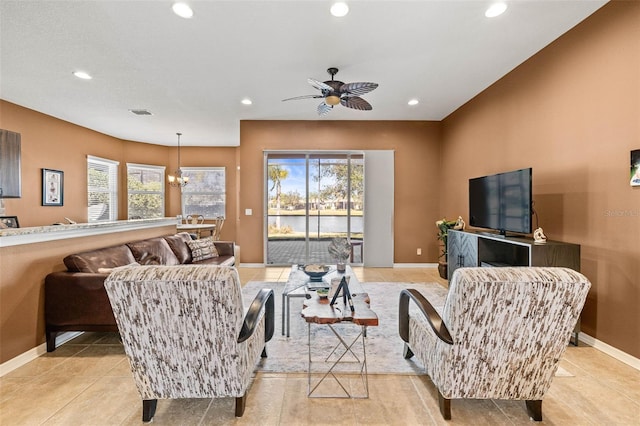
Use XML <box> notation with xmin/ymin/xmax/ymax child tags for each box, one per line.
<box><xmin>329</xmin><ymin>276</ymin><xmax>354</xmax><ymax>312</ymax></box>
<box><xmin>328</xmin><ymin>237</ymin><xmax>351</xmax><ymax>273</ymax></box>
<box><xmin>533</xmin><ymin>227</ymin><xmax>547</xmax><ymax>243</ymax></box>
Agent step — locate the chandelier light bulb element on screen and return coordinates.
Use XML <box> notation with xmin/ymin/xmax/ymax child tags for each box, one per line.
<box><xmin>168</xmin><ymin>132</ymin><xmax>188</xmax><ymax>187</ymax></box>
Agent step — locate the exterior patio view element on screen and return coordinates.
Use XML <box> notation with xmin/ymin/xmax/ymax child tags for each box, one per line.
<box><xmin>266</xmin><ymin>153</ymin><xmax>364</xmax><ymax>265</ymax></box>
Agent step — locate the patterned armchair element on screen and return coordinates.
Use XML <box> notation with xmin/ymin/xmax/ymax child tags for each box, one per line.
<box><xmin>104</xmin><ymin>265</ymin><xmax>274</xmax><ymax>422</ymax></box>
<box><xmin>399</xmin><ymin>267</ymin><xmax>590</xmax><ymax>421</ymax></box>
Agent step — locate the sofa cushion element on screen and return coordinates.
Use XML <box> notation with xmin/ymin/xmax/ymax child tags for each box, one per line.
<box><xmin>163</xmin><ymin>232</ymin><xmax>193</xmax><ymax>264</ymax></box>
<box><xmin>187</xmin><ymin>238</ymin><xmax>219</xmax><ymax>262</ymax></box>
<box><xmin>195</xmin><ymin>255</ymin><xmax>235</xmax><ymax>266</ymax></box>
<box><xmin>98</xmin><ymin>262</ymin><xmax>140</xmax><ymax>274</ymax></box>
<box><xmin>64</xmin><ymin>245</ymin><xmax>137</xmax><ymax>273</ymax></box>
<box><xmin>126</xmin><ymin>237</ymin><xmax>180</xmax><ymax>266</ymax></box>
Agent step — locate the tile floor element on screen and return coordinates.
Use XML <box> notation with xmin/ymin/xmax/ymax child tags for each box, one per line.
<box><xmin>1</xmin><ymin>267</ymin><xmax>639</xmax><ymax>425</ymax></box>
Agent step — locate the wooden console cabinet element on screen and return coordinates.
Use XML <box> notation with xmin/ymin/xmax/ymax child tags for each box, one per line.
<box><xmin>447</xmin><ymin>230</ymin><xmax>581</xmax><ymax>344</ymax></box>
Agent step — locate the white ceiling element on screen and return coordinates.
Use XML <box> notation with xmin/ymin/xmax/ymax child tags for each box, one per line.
<box><xmin>0</xmin><ymin>1</ymin><xmax>607</xmax><ymax>147</ymax></box>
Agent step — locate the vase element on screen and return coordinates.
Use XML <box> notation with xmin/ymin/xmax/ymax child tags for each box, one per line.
<box><xmin>438</xmin><ymin>262</ymin><xmax>448</xmax><ymax>280</ymax></box>
<box><xmin>337</xmin><ymin>262</ymin><xmax>347</xmax><ymax>273</ymax></box>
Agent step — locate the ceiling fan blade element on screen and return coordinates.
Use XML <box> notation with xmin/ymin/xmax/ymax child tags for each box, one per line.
<box><xmin>282</xmin><ymin>94</ymin><xmax>324</xmax><ymax>102</ymax></box>
<box><xmin>317</xmin><ymin>102</ymin><xmax>333</xmax><ymax>116</ymax></box>
<box><xmin>308</xmin><ymin>78</ymin><xmax>332</xmax><ymax>92</ymax></box>
<box><xmin>340</xmin><ymin>82</ymin><xmax>378</xmax><ymax>97</ymax></box>
<box><xmin>340</xmin><ymin>96</ymin><xmax>373</xmax><ymax>111</ymax></box>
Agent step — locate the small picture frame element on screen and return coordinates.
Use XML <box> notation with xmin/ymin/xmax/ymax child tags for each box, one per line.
<box><xmin>42</xmin><ymin>168</ymin><xmax>64</xmax><ymax>206</ymax></box>
<box><xmin>0</xmin><ymin>216</ymin><xmax>20</xmax><ymax>228</ymax></box>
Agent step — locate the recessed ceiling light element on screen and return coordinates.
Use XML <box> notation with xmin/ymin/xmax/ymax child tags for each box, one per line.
<box><xmin>330</xmin><ymin>2</ymin><xmax>349</xmax><ymax>18</ymax></box>
<box><xmin>241</xmin><ymin>98</ymin><xmax>253</xmax><ymax>105</ymax></box>
<box><xmin>172</xmin><ymin>2</ymin><xmax>193</xmax><ymax>19</ymax></box>
<box><xmin>485</xmin><ymin>2</ymin><xmax>507</xmax><ymax>18</ymax></box>
<box><xmin>73</xmin><ymin>71</ymin><xmax>92</xmax><ymax>80</ymax></box>
<box><xmin>408</xmin><ymin>99</ymin><xmax>419</xmax><ymax>106</ymax></box>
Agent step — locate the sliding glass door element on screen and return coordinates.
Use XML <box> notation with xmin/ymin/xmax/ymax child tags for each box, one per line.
<box><xmin>265</xmin><ymin>152</ymin><xmax>364</xmax><ymax>265</ymax></box>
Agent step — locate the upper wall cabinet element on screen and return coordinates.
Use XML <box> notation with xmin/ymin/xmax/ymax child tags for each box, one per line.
<box><xmin>0</xmin><ymin>129</ymin><xmax>22</xmax><ymax>198</ymax></box>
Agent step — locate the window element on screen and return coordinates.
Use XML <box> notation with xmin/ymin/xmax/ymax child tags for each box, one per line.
<box><xmin>127</xmin><ymin>163</ymin><xmax>166</xmax><ymax>219</ymax></box>
<box><xmin>181</xmin><ymin>167</ymin><xmax>226</xmax><ymax>218</ymax></box>
<box><xmin>87</xmin><ymin>155</ymin><xmax>119</xmax><ymax>222</ymax></box>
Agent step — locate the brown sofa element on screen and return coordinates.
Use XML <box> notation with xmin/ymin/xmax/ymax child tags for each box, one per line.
<box><xmin>44</xmin><ymin>232</ymin><xmax>235</xmax><ymax>351</ymax></box>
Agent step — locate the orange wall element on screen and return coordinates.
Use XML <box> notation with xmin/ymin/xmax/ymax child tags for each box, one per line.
<box><xmin>0</xmin><ymin>102</ymin><xmax>237</xmax><ymax>239</ymax></box>
<box><xmin>440</xmin><ymin>1</ymin><xmax>640</xmax><ymax>358</ymax></box>
<box><xmin>0</xmin><ymin>101</ymin><xmax>170</xmax><ymax>225</ymax></box>
<box><xmin>0</xmin><ymin>0</ymin><xmax>638</xmax><ymax>361</ymax></box>
<box><xmin>238</xmin><ymin>120</ymin><xmax>442</xmax><ymax>264</ymax></box>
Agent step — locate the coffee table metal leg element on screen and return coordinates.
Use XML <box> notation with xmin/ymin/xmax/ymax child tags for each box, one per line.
<box><xmin>281</xmin><ymin>293</ymin><xmax>286</xmax><ymax>335</ymax></box>
<box><xmin>286</xmin><ymin>294</ymin><xmax>291</xmax><ymax>337</ymax></box>
<box><xmin>307</xmin><ymin>323</ymin><xmax>369</xmax><ymax>398</ymax></box>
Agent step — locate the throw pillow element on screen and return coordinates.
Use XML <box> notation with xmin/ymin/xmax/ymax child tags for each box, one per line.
<box><xmin>187</xmin><ymin>238</ymin><xmax>219</xmax><ymax>262</ymax></box>
<box><xmin>138</xmin><ymin>254</ymin><xmax>161</xmax><ymax>265</ymax></box>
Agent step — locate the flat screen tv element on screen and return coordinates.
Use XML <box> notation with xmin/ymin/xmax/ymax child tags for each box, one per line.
<box><xmin>469</xmin><ymin>168</ymin><xmax>532</xmax><ymax>236</ymax></box>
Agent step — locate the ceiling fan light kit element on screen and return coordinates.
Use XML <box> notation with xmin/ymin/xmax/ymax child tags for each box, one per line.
<box><xmin>326</xmin><ymin>95</ymin><xmax>340</xmax><ymax>106</ymax></box>
<box><xmin>282</xmin><ymin>67</ymin><xmax>378</xmax><ymax>116</ymax></box>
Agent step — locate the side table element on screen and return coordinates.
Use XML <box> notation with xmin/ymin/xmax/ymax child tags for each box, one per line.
<box><xmin>301</xmin><ymin>290</ymin><xmax>378</xmax><ymax>398</ymax></box>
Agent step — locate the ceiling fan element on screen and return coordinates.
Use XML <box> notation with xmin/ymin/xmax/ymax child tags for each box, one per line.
<box><xmin>282</xmin><ymin>67</ymin><xmax>378</xmax><ymax>116</ymax></box>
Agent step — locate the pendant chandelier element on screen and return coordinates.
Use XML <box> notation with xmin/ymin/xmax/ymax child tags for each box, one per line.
<box><xmin>168</xmin><ymin>132</ymin><xmax>189</xmax><ymax>187</ymax></box>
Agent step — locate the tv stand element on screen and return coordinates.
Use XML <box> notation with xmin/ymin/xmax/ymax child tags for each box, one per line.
<box><xmin>477</xmin><ymin>231</ymin><xmax>506</xmax><ymax>239</ymax></box>
<box><xmin>448</xmin><ymin>230</ymin><xmax>581</xmax><ymax>345</ymax></box>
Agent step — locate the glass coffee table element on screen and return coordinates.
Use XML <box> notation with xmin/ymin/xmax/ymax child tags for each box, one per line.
<box><xmin>281</xmin><ymin>265</ymin><xmax>361</xmax><ymax>337</ymax></box>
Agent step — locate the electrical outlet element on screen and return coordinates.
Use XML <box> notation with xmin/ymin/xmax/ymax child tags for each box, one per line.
<box><xmin>417</xmin><ymin>248</ymin><xmax>422</xmax><ymax>255</ymax></box>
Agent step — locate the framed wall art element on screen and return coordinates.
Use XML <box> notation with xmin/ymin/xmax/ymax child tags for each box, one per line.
<box><xmin>42</xmin><ymin>168</ymin><xmax>64</xmax><ymax>206</ymax></box>
<box><xmin>631</xmin><ymin>150</ymin><xmax>640</xmax><ymax>187</ymax></box>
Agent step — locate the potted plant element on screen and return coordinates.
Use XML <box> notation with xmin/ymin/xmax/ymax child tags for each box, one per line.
<box><xmin>436</xmin><ymin>217</ymin><xmax>461</xmax><ymax>279</ymax></box>
<box><xmin>328</xmin><ymin>237</ymin><xmax>351</xmax><ymax>273</ymax></box>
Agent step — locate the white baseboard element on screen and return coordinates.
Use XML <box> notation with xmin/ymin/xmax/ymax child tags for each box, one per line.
<box><xmin>393</xmin><ymin>263</ymin><xmax>436</xmax><ymax>268</ymax></box>
<box><xmin>579</xmin><ymin>332</ymin><xmax>640</xmax><ymax>370</ymax></box>
<box><xmin>0</xmin><ymin>331</ymin><xmax>82</xmax><ymax>377</ymax></box>
<box><xmin>245</xmin><ymin>263</ymin><xmax>438</xmax><ymax>269</ymax></box>
<box><xmin>238</xmin><ymin>263</ymin><xmax>438</xmax><ymax>269</ymax></box>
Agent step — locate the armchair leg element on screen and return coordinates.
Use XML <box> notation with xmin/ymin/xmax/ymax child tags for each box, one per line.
<box><xmin>403</xmin><ymin>342</ymin><xmax>414</xmax><ymax>359</ymax></box>
<box><xmin>142</xmin><ymin>399</ymin><xmax>157</xmax><ymax>422</ymax></box>
<box><xmin>438</xmin><ymin>390</ymin><xmax>451</xmax><ymax>420</ymax></box>
<box><xmin>235</xmin><ymin>394</ymin><xmax>247</xmax><ymax>417</ymax></box>
<box><xmin>46</xmin><ymin>331</ymin><xmax>57</xmax><ymax>352</ymax></box>
<box><xmin>261</xmin><ymin>347</ymin><xmax>268</xmax><ymax>358</ymax></box>
<box><xmin>526</xmin><ymin>400</ymin><xmax>542</xmax><ymax>421</ymax></box>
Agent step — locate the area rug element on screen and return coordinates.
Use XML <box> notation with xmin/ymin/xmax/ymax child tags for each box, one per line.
<box><xmin>242</xmin><ymin>281</ymin><xmax>447</xmax><ymax>375</ymax></box>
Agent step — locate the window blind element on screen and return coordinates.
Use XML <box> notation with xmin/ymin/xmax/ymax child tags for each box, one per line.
<box><xmin>87</xmin><ymin>155</ymin><xmax>119</xmax><ymax>222</ymax></box>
